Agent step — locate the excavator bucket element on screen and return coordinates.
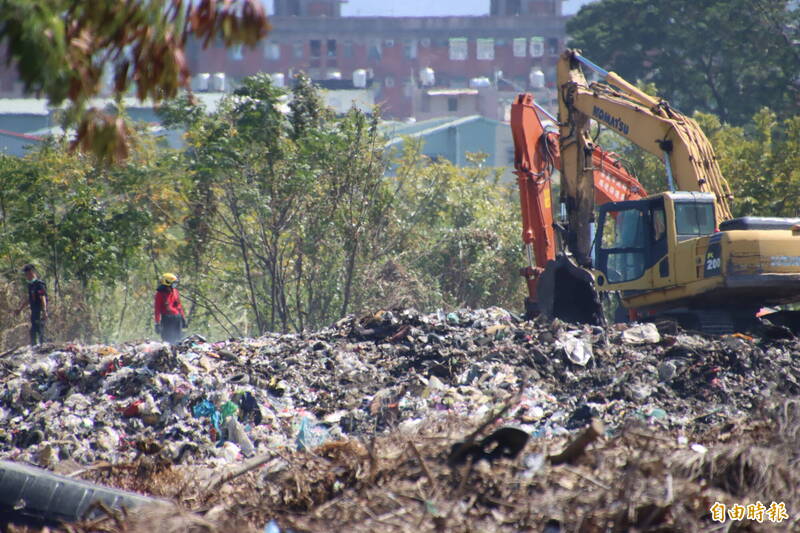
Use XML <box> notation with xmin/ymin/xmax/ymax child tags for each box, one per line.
<box><xmin>537</xmin><ymin>254</ymin><xmax>605</xmax><ymax>325</ymax></box>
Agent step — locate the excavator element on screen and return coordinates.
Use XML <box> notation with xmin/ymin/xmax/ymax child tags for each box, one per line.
<box><xmin>512</xmin><ymin>49</ymin><xmax>800</xmax><ymax>333</ymax></box>
<box><xmin>512</xmin><ymin>93</ymin><xmax>648</xmax><ymax>323</ymax></box>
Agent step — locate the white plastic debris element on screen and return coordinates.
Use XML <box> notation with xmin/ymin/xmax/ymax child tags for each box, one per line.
<box><xmin>556</xmin><ymin>330</ymin><xmax>593</xmax><ymax>366</ymax></box>
<box><xmin>96</xmin><ymin>427</ymin><xmax>120</xmax><ymax>451</ymax></box>
<box><xmin>690</xmin><ymin>443</ymin><xmax>708</xmax><ymax>455</ymax></box>
<box><xmin>216</xmin><ymin>441</ymin><xmax>241</xmax><ymax>462</ymax></box>
<box><xmin>225</xmin><ymin>417</ymin><xmax>255</xmax><ymax>457</ymax></box>
<box><xmin>622</xmin><ymin>323</ymin><xmax>661</xmax><ymax>344</ymax></box>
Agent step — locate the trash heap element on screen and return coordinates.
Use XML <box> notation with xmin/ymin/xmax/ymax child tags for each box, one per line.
<box><xmin>1</xmin><ymin>307</ymin><xmax>799</xmax><ymax>532</ymax></box>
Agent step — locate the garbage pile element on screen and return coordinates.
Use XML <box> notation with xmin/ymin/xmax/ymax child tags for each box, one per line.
<box><xmin>1</xmin><ymin>307</ymin><xmax>799</xmax><ymax>532</ymax></box>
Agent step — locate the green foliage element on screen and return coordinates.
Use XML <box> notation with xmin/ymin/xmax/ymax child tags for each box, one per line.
<box><xmin>288</xmin><ymin>74</ymin><xmax>331</xmax><ymax>140</ymax></box>
<box><xmin>156</xmin><ymin>77</ymin><xmax>526</xmax><ymax>335</ymax></box>
<box><xmin>387</xmin><ymin>146</ymin><xmax>523</xmax><ymax>310</ymax></box>
<box><xmin>163</xmin><ymin>75</ymin><xmax>396</xmax><ymax>334</ymax></box>
<box><xmin>698</xmin><ymin>109</ymin><xmax>800</xmax><ymax>217</ymax></box>
<box><xmin>0</xmin><ymin>0</ymin><xmax>270</xmax><ymax>162</ymax></box>
<box><xmin>0</xmin><ymin>151</ymin><xmax>147</xmax><ymax>285</ymax></box>
<box><xmin>568</xmin><ymin>0</ymin><xmax>800</xmax><ymax>125</ymax></box>
<box><xmin>0</xmin><ymin>135</ymin><xmax>182</xmax><ymax>341</ymax></box>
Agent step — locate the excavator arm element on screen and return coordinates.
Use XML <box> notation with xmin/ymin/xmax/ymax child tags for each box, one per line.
<box><xmin>511</xmin><ymin>92</ymin><xmax>647</xmax><ymax>316</ymax></box>
<box><xmin>558</xmin><ymin>51</ymin><xmax>733</xmax><ymax>251</ymax></box>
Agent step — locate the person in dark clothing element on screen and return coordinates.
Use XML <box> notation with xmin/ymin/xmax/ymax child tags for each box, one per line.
<box><xmin>15</xmin><ymin>264</ymin><xmax>48</xmax><ymax>345</ymax></box>
<box><xmin>154</xmin><ymin>272</ymin><xmax>187</xmax><ymax>344</ymax></box>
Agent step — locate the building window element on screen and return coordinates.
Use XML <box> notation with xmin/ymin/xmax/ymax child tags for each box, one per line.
<box><xmin>327</xmin><ymin>39</ymin><xmax>337</xmax><ymax>57</ymax></box>
<box><xmin>385</xmin><ymin>75</ymin><xmax>395</xmax><ymax>87</ymax></box>
<box><xmin>449</xmin><ymin>38</ymin><xmax>468</xmax><ymax>61</ymax></box>
<box><xmin>529</xmin><ymin>0</ymin><xmax>556</xmax><ymax>16</ymax></box>
<box><xmin>530</xmin><ymin>37</ymin><xmax>544</xmax><ymax>58</ymax></box>
<box><xmin>264</xmin><ymin>42</ymin><xmax>280</xmax><ymax>60</ymax></box>
<box><xmin>368</xmin><ymin>40</ymin><xmax>382</xmax><ymax>60</ymax></box>
<box><xmin>293</xmin><ymin>41</ymin><xmax>304</xmax><ymax>58</ymax></box>
<box><xmin>230</xmin><ymin>44</ymin><xmax>244</xmax><ymax>61</ymax></box>
<box><xmin>403</xmin><ymin>39</ymin><xmax>417</xmax><ymax>59</ymax></box>
<box><xmin>310</xmin><ymin>40</ymin><xmax>322</xmax><ymax>58</ymax></box>
<box><xmin>448</xmin><ymin>97</ymin><xmax>458</xmax><ymax>112</ymax></box>
<box><xmin>477</xmin><ymin>38</ymin><xmax>494</xmax><ymax>60</ymax></box>
<box><xmin>513</xmin><ymin>38</ymin><xmax>526</xmax><ymax>57</ymax></box>
<box><xmin>343</xmin><ymin>41</ymin><xmax>354</xmax><ymax>58</ymax></box>
<box><xmin>547</xmin><ymin>37</ymin><xmax>559</xmax><ymax>55</ymax></box>
<box><xmin>285</xmin><ymin>0</ymin><xmax>301</xmax><ymax>16</ymax></box>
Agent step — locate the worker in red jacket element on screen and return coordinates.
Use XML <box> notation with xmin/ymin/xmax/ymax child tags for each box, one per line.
<box><xmin>154</xmin><ymin>272</ymin><xmax>187</xmax><ymax>343</ymax></box>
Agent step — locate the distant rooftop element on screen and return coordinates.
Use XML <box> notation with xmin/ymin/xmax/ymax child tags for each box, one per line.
<box><xmin>380</xmin><ymin>116</ymin><xmax>459</xmax><ymax>138</ymax></box>
<box><xmin>0</xmin><ymin>128</ymin><xmax>42</xmax><ymax>141</ymax></box>
<box><xmin>0</xmin><ymin>93</ymin><xmax>228</xmax><ymax>117</ymax></box>
<box><xmin>382</xmin><ymin>114</ymin><xmax>505</xmax><ymax>146</ymax></box>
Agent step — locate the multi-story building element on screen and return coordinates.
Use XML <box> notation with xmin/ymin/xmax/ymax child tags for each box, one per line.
<box><xmin>185</xmin><ymin>0</ymin><xmax>568</xmax><ymax>119</ymax></box>
<box><xmin>0</xmin><ymin>0</ymin><xmax>570</xmax><ymax>162</ymax></box>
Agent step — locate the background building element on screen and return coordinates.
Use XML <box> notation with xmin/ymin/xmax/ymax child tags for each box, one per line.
<box><xmin>185</xmin><ymin>0</ymin><xmax>567</xmax><ymax>118</ymax></box>
<box><xmin>0</xmin><ymin>0</ymin><xmax>570</xmax><ymax>167</ymax></box>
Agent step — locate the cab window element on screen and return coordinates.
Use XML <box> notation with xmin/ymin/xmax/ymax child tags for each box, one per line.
<box><xmin>651</xmin><ymin>206</ymin><xmax>666</xmax><ymax>242</ymax></box>
<box><xmin>674</xmin><ymin>201</ymin><xmax>715</xmax><ymax>238</ymax></box>
<box><xmin>597</xmin><ymin>207</ymin><xmax>647</xmax><ymax>282</ymax></box>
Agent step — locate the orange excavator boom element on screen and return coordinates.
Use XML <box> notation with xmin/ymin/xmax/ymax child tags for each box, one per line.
<box><xmin>511</xmin><ymin>93</ymin><xmax>647</xmax><ymax>316</ymax></box>
<box><xmin>511</xmin><ymin>94</ymin><xmax>557</xmax><ymax>315</ymax></box>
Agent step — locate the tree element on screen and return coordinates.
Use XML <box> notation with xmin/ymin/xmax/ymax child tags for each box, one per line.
<box><xmin>160</xmin><ymin>75</ymin><xmax>528</xmax><ymax>334</ymax></box>
<box><xmin>384</xmin><ymin>147</ymin><xmax>524</xmax><ymax>311</ymax></box>
<box><xmin>163</xmin><ymin>74</ymin><xmax>394</xmax><ymax>334</ymax></box>
<box><xmin>567</xmin><ymin>0</ymin><xmax>800</xmax><ymax>125</ymax></box>
<box><xmin>698</xmin><ymin>109</ymin><xmax>800</xmax><ymax>218</ymax></box>
<box><xmin>0</xmin><ymin>0</ymin><xmax>269</xmax><ymax>162</ymax></box>
<box><xmin>0</xmin><ymin>127</ymin><xmax>179</xmax><ymax>341</ymax></box>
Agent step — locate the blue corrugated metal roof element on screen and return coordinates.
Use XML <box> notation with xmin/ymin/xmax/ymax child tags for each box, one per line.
<box><xmin>384</xmin><ymin>115</ymin><xmax>504</xmax><ymax>146</ymax></box>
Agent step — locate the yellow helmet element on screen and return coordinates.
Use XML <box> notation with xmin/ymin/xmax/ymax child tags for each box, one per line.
<box><xmin>160</xmin><ymin>272</ymin><xmax>178</xmax><ymax>286</ymax></box>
